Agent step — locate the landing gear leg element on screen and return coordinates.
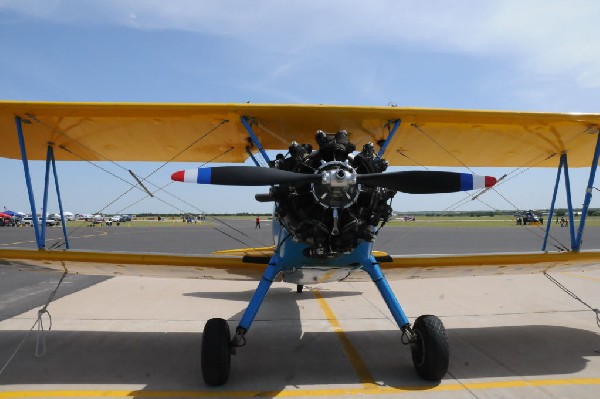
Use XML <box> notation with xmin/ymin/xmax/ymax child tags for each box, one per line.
<box><xmin>200</xmin><ymin>255</ymin><xmax>283</xmax><ymax>386</ymax></box>
<box><xmin>362</xmin><ymin>256</ymin><xmax>449</xmax><ymax>381</ymax></box>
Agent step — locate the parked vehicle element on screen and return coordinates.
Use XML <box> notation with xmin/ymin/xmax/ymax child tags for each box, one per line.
<box><xmin>48</xmin><ymin>214</ymin><xmax>62</xmax><ymax>224</ymax></box>
<box><xmin>0</xmin><ymin>215</ymin><xmax>16</xmax><ymax>227</ymax></box>
<box><xmin>22</xmin><ymin>216</ymin><xmax>58</xmax><ymax>227</ymax></box>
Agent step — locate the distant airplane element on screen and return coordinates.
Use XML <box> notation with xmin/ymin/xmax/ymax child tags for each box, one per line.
<box><xmin>515</xmin><ymin>210</ymin><xmax>541</xmax><ymax>224</ymax></box>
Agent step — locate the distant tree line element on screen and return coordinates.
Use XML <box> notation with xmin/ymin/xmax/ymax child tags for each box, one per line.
<box><xmin>135</xmin><ymin>212</ymin><xmax>271</xmax><ymax>218</ymax></box>
<box><xmin>400</xmin><ymin>208</ymin><xmax>600</xmax><ymax>217</ymax></box>
<box><xmin>133</xmin><ymin>209</ymin><xmax>600</xmax><ymax>218</ymax></box>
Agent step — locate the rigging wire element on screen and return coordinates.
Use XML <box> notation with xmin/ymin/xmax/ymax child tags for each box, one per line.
<box><xmin>116</xmin><ymin>147</ymin><xmax>235</xmax><ymax>215</ymax></box>
<box><xmin>43</xmin><ymin>119</ymin><xmax>229</xmax><ymax>229</ymax></box>
<box><xmin>28</xmin><ymin>114</ymin><xmax>229</xmax><ymax>181</ymax></box>
<box><xmin>256</xmin><ymin>120</ymin><xmax>290</xmax><ymax>147</ymax></box>
<box><xmin>104</xmin><ymin>146</ymin><xmax>273</xmax><ymax>254</ymax></box>
<box><xmin>0</xmin><ymin>265</ymin><xmax>68</xmax><ymax>376</ymax></box>
<box><xmin>444</xmin><ymin>152</ymin><xmax>557</xmax><ymax>212</ymax></box>
<box><xmin>49</xmin><ymin>145</ymin><xmax>272</xmax><ymax>253</ymax></box>
<box><xmin>411</xmin><ymin>124</ymin><xmax>570</xmax><ymax>251</ymax></box>
<box><xmin>411</xmin><ymin>123</ymin><xmax>475</xmax><ymax>174</ymax></box>
<box><xmin>45</xmin><ymin>121</ymin><xmax>271</xmax><ymax>253</ymax></box>
<box><xmin>543</xmin><ymin>271</ymin><xmax>600</xmax><ymax>344</ymax></box>
<box><xmin>395</xmin><ymin>149</ymin><xmax>432</xmax><ymax>171</ymax></box>
<box><xmin>47</xmin><ymin>147</ymin><xmax>189</xmax><ymax>248</ymax></box>
<box><xmin>36</xmin><ymin>116</ymin><xmax>230</xmax><ymax>212</ymax></box>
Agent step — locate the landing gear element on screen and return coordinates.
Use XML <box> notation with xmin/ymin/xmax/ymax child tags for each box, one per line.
<box><xmin>200</xmin><ymin>258</ymin><xmax>282</xmax><ymax>386</ymax></box>
<box><xmin>296</xmin><ymin>284</ymin><xmax>304</xmax><ymax>293</ymax></box>
<box><xmin>410</xmin><ymin>315</ymin><xmax>449</xmax><ymax>381</ymax></box>
<box><xmin>201</xmin><ymin>318</ymin><xmax>232</xmax><ymax>386</ymax></box>
<box><xmin>362</xmin><ymin>256</ymin><xmax>449</xmax><ymax>381</ymax></box>
<box><xmin>200</xmin><ymin>255</ymin><xmax>450</xmax><ymax>386</ymax></box>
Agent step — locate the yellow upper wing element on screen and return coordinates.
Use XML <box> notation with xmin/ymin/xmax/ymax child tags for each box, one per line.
<box><xmin>1</xmin><ymin>101</ymin><xmax>600</xmax><ymax>167</ymax></box>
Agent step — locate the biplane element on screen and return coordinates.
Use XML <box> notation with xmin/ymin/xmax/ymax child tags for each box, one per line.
<box><xmin>1</xmin><ymin>101</ymin><xmax>600</xmax><ymax>386</ymax></box>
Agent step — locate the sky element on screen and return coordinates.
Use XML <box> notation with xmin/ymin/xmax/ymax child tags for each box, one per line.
<box><xmin>1</xmin><ymin>0</ymin><xmax>600</xmax><ymax>215</ymax></box>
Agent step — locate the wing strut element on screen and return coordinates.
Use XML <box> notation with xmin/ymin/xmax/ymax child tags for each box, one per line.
<box><xmin>543</xmin><ymin>129</ymin><xmax>600</xmax><ymax>252</ymax></box>
<box><xmin>15</xmin><ymin>117</ymin><xmax>70</xmax><ymax>249</ymax></box>
<box><xmin>241</xmin><ymin>116</ymin><xmax>271</xmax><ymax>166</ymax></box>
<box><xmin>245</xmin><ymin>146</ymin><xmax>261</xmax><ymax>167</ymax></box>
<box><xmin>377</xmin><ymin>119</ymin><xmax>401</xmax><ymax>159</ymax></box>
<box><xmin>576</xmin><ymin>130</ymin><xmax>600</xmax><ymax>250</ymax></box>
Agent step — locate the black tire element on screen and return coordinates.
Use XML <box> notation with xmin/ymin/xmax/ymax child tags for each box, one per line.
<box><xmin>296</xmin><ymin>285</ymin><xmax>304</xmax><ymax>293</ymax></box>
<box><xmin>201</xmin><ymin>318</ymin><xmax>231</xmax><ymax>386</ymax></box>
<box><xmin>410</xmin><ymin>315</ymin><xmax>449</xmax><ymax>381</ymax></box>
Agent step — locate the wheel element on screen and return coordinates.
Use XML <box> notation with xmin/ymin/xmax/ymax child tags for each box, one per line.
<box><xmin>201</xmin><ymin>318</ymin><xmax>231</xmax><ymax>386</ymax></box>
<box><xmin>296</xmin><ymin>284</ymin><xmax>304</xmax><ymax>293</ymax></box>
<box><xmin>410</xmin><ymin>315</ymin><xmax>449</xmax><ymax>381</ymax></box>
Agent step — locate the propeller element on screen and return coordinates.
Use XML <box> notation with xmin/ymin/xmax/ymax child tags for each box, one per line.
<box><xmin>171</xmin><ymin>167</ymin><xmax>496</xmax><ymax>193</ymax></box>
<box><xmin>171</xmin><ymin>166</ymin><xmax>321</xmax><ymax>186</ymax></box>
<box><xmin>357</xmin><ymin>171</ymin><xmax>496</xmax><ymax>194</ymax></box>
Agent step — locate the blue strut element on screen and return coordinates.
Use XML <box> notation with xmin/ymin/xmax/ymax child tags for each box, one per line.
<box><xmin>363</xmin><ymin>255</ymin><xmax>410</xmax><ymax>329</ymax></box>
<box><xmin>377</xmin><ymin>119</ymin><xmax>401</xmax><ymax>159</ymax></box>
<box><xmin>15</xmin><ymin>116</ymin><xmax>43</xmax><ymax>249</ymax></box>
<box><xmin>237</xmin><ymin>254</ymin><xmax>283</xmax><ymax>333</ymax></box>
<box><xmin>574</xmin><ymin>131</ymin><xmax>600</xmax><ymax>251</ymax></box>
<box><xmin>241</xmin><ymin>116</ymin><xmax>271</xmax><ymax>165</ymax></box>
<box><xmin>542</xmin><ymin>155</ymin><xmax>564</xmax><ymax>251</ymax></box>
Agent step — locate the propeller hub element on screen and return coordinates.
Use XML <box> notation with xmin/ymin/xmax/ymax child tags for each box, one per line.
<box><xmin>312</xmin><ymin>161</ymin><xmax>359</xmax><ymax>208</ymax></box>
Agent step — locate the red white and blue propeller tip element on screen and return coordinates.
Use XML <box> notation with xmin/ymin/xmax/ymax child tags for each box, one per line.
<box><xmin>171</xmin><ymin>167</ymin><xmax>497</xmax><ymax>194</ymax></box>
<box><xmin>460</xmin><ymin>174</ymin><xmax>497</xmax><ymax>190</ymax></box>
<box><xmin>171</xmin><ymin>168</ymin><xmax>208</xmax><ymax>184</ymax></box>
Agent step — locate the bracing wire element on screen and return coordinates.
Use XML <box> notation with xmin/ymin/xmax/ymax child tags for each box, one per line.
<box><xmin>411</xmin><ymin>124</ymin><xmax>570</xmax><ymax>251</ymax></box>
<box><xmin>44</xmin><ymin>118</ymin><xmax>272</xmax><ymax>253</ymax></box>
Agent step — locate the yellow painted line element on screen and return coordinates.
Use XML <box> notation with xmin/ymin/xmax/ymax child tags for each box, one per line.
<box><xmin>312</xmin><ymin>288</ymin><xmax>377</xmax><ymax>389</ymax></box>
<box><xmin>1</xmin><ymin>379</ymin><xmax>600</xmax><ymax>397</ymax></box>
<box><xmin>212</xmin><ymin>246</ymin><xmax>275</xmax><ymax>255</ymax></box>
<box><xmin>0</xmin><ymin>232</ymin><xmax>107</xmax><ymax>247</ymax></box>
<box><xmin>317</xmin><ymin>269</ymin><xmax>338</xmax><ymax>283</ymax></box>
<box><xmin>0</xmin><ymin>241</ymin><xmax>35</xmax><ymax>246</ymax></box>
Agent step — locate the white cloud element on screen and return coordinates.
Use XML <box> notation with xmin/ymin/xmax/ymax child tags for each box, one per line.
<box><xmin>3</xmin><ymin>0</ymin><xmax>600</xmax><ymax>90</ymax></box>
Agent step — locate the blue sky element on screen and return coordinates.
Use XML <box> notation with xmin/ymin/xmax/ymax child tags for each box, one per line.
<box><xmin>1</xmin><ymin>0</ymin><xmax>600</xmax><ymax>215</ymax></box>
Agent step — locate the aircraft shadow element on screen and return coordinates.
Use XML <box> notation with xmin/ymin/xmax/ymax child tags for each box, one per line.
<box><xmin>0</xmin><ymin>325</ymin><xmax>596</xmax><ymax>393</ymax></box>
<box><xmin>0</xmin><ymin>285</ymin><xmax>598</xmax><ymax>395</ymax></box>
<box><xmin>183</xmin><ymin>287</ymin><xmax>362</xmax><ymax>302</ymax></box>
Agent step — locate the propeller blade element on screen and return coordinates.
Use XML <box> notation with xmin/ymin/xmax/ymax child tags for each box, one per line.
<box><xmin>171</xmin><ymin>166</ymin><xmax>321</xmax><ymax>186</ymax></box>
<box><xmin>357</xmin><ymin>171</ymin><xmax>496</xmax><ymax>194</ymax></box>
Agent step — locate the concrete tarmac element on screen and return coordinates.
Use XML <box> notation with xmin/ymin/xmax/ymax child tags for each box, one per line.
<box><xmin>1</xmin><ymin>221</ymin><xmax>599</xmax><ymax>398</ymax></box>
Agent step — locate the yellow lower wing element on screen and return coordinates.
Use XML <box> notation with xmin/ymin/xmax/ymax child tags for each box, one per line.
<box><xmin>2</xmin><ymin>248</ymin><xmax>600</xmax><ymax>281</ymax></box>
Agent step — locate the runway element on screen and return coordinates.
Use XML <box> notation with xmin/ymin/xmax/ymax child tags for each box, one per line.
<box><xmin>1</xmin><ymin>219</ymin><xmax>597</xmax><ymax>254</ymax></box>
<box><xmin>1</xmin><ymin>221</ymin><xmax>599</xmax><ymax>398</ymax></box>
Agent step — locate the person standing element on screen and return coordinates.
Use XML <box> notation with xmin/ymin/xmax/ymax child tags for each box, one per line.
<box><xmin>255</xmin><ymin>216</ymin><xmax>261</xmax><ymax>229</ymax></box>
